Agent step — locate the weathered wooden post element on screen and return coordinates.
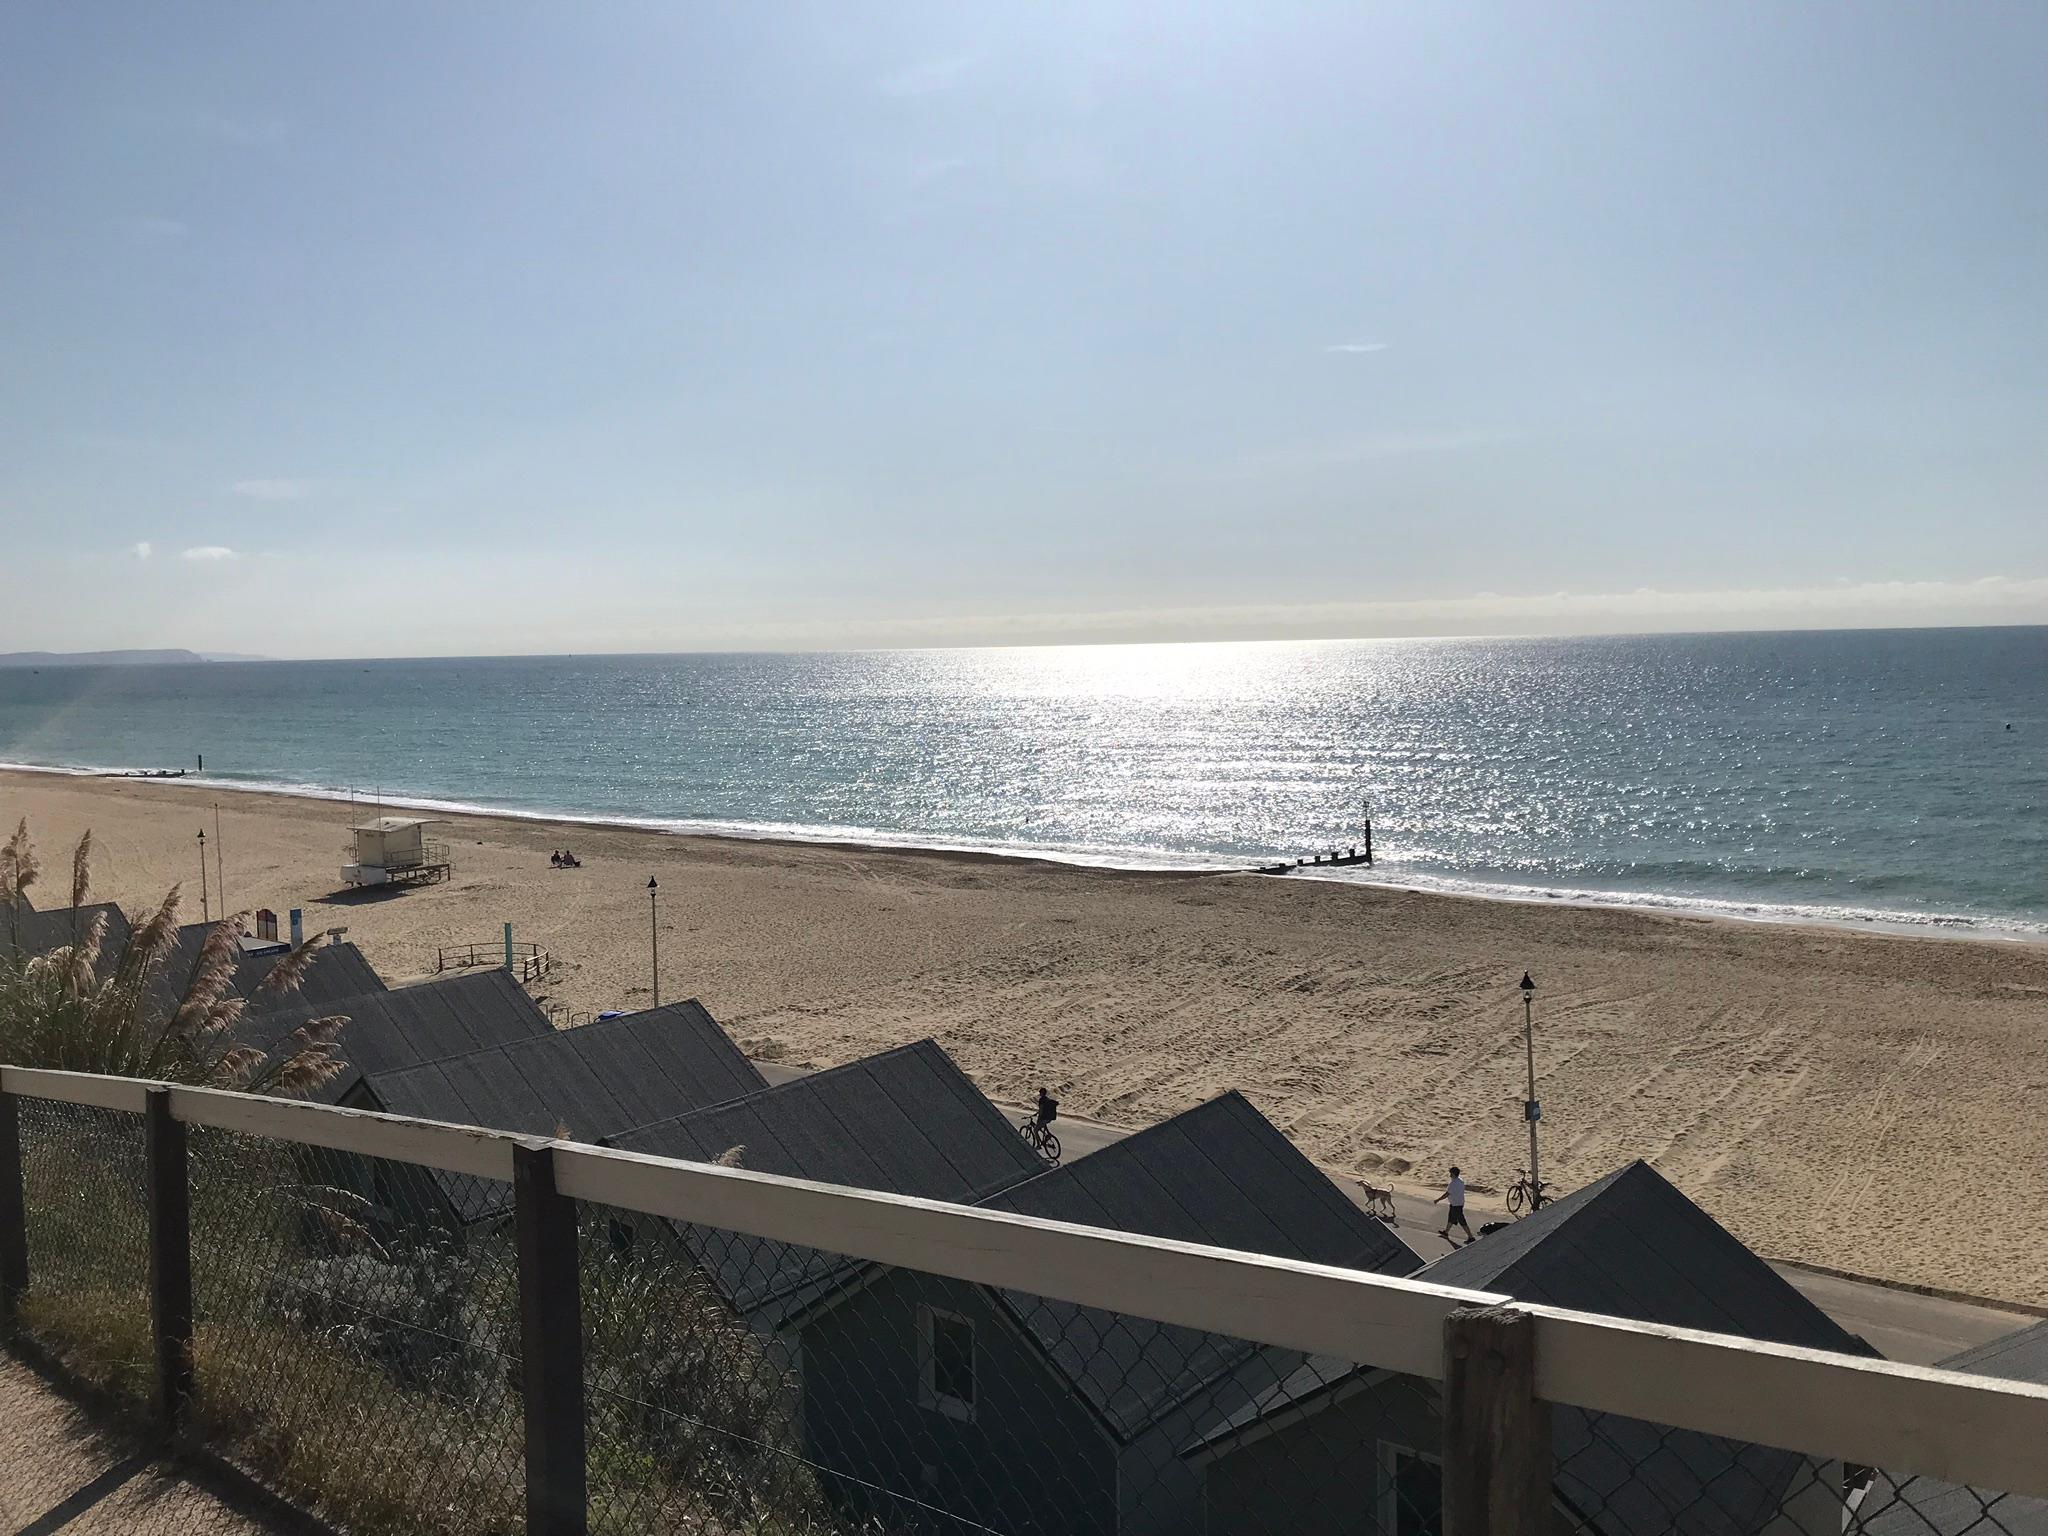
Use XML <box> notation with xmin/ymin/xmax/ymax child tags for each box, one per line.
<box><xmin>515</xmin><ymin>1141</ymin><xmax>587</xmax><ymax>1536</ymax></box>
<box><xmin>0</xmin><ymin>1090</ymin><xmax>28</xmax><ymax>1322</ymax></box>
<box><xmin>144</xmin><ymin>1086</ymin><xmax>195</xmax><ymax>1431</ymax></box>
<box><xmin>1442</xmin><ymin>1304</ymin><xmax>1551</xmax><ymax>1536</ymax></box>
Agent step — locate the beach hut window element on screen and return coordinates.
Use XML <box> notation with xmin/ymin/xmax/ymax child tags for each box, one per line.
<box><xmin>917</xmin><ymin>1304</ymin><xmax>977</xmax><ymax>1421</ymax></box>
<box><xmin>1378</xmin><ymin>1443</ymin><xmax>1442</xmax><ymax>1536</ymax></box>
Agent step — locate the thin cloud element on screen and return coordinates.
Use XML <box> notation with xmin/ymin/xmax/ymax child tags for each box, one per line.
<box><xmin>131</xmin><ymin>541</ymin><xmax>152</xmax><ymax>561</ymax></box>
<box><xmin>1324</xmin><ymin>342</ymin><xmax>1389</xmax><ymax>354</ymax></box>
<box><xmin>232</xmin><ymin>478</ymin><xmax>311</xmax><ymax>501</ymax></box>
<box><xmin>181</xmin><ymin>545</ymin><xmax>240</xmax><ymax>562</ymax></box>
<box><xmin>907</xmin><ymin>154</ymin><xmax>969</xmax><ymax>189</ymax></box>
<box><xmin>1237</xmin><ymin>428</ymin><xmax>1518</xmax><ymax>474</ymax></box>
<box><xmin>704</xmin><ymin>574</ymin><xmax>2048</xmax><ymax>650</ymax></box>
<box><xmin>198</xmin><ymin>112</ymin><xmax>288</xmax><ymax>148</ymax></box>
<box><xmin>877</xmin><ymin>52</ymin><xmax>983</xmax><ymax>98</ymax></box>
<box><xmin>114</xmin><ymin>216</ymin><xmax>188</xmax><ymax>242</ymax></box>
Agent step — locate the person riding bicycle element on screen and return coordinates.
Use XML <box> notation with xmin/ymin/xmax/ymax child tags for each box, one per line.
<box><xmin>1035</xmin><ymin>1086</ymin><xmax>1059</xmax><ymax>1127</ymax></box>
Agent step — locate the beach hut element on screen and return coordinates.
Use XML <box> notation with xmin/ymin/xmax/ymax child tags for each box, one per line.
<box><xmin>341</xmin><ymin>816</ymin><xmax>451</xmax><ymax>888</ymax></box>
<box><xmin>341</xmin><ymin>1000</ymin><xmax>768</xmax><ymax>1227</ymax></box>
<box><xmin>1858</xmin><ymin>1322</ymin><xmax>2048</xmax><ymax>1535</ymax></box>
<box><xmin>239</xmin><ymin>967</ymin><xmax>552</xmax><ymax>1105</ymax></box>
<box><xmin>790</xmin><ymin>1091</ymin><xmax>1423</xmax><ymax>1536</ymax></box>
<box><xmin>1188</xmin><ymin>1161</ymin><xmax>1872</xmax><ymax>1536</ymax></box>
<box><xmin>609</xmin><ymin>1040</ymin><xmax>1049</xmax><ymax>1331</ymax></box>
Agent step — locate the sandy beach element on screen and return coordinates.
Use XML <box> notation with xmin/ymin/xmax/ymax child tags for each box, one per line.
<box><xmin>7</xmin><ymin>766</ymin><xmax>2048</xmax><ymax>1305</ymax></box>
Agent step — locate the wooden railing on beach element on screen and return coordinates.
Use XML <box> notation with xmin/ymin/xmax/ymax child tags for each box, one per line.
<box><xmin>434</xmin><ymin>938</ymin><xmax>553</xmax><ymax>984</ymax></box>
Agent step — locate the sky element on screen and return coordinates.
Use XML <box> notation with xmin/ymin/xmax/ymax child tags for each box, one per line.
<box><xmin>1</xmin><ymin>2</ymin><xmax>2044</xmax><ymax>657</ymax></box>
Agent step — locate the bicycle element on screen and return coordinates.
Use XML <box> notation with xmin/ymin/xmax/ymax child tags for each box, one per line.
<box><xmin>1020</xmin><ymin>1115</ymin><xmax>1061</xmax><ymax>1166</ymax></box>
<box><xmin>1355</xmin><ymin>1181</ymin><xmax>1397</xmax><ymax>1224</ymax></box>
<box><xmin>1506</xmin><ymin>1168</ymin><xmax>1548</xmax><ymax>1216</ymax></box>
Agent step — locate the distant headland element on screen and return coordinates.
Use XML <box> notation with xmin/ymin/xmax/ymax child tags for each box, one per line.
<box><xmin>0</xmin><ymin>649</ymin><xmax>263</xmax><ymax>668</ymax></box>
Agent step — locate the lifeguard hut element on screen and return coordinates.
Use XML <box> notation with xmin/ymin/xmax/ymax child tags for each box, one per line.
<box><xmin>341</xmin><ymin>816</ymin><xmax>452</xmax><ymax>889</ymax></box>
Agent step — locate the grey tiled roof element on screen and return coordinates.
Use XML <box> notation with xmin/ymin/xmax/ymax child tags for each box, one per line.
<box><xmin>1422</xmin><ymin>1162</ymin><xmax>1862</xmax><ymax>1352</ymax></box>
<box><xmin>983</xmin><ymin>1091</ymin><xmax>1423</xmax><ymax>1443</ymax></box>
<box><xmin>1862</xmin><ymin>1322</ymin><xmax>2048</xmax><ymax>1536</ymax></box>
<box><xmin>243</xmin><ymin>968</ymin><xmax>554</xmax><ymax>1103</ymax></box>
<box><xmin>612</xmin><ymin>1040</ymin><xmax>1046</xmax><ymax>1325</ymax></box>
<box><xmin>153</xmin><ymin>922</ymin><xmax>386</xmax><ymax>1021</ymax></box>
<box><xmin>0</xmin><ymin>902</ymin><xmax>132</xmax><ymax>965</ymax></box>
<box><xmin>1196</xmin><ymin>1161</ymin><xmax>1871</xmax><ymax>1536</ymax></box>
<box><xmin>357</xmin><ymin>1000</ymin><xmax>767</xmax><ymax>1223</ymax></box>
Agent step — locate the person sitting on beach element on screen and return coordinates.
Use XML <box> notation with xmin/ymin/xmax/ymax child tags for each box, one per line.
<box><xmin>1435</xmin><ymin>1165</ymin><xmax>1473</xmax><ymax>1246</ymax></box>
<box><xmin>550</xmin><ymin>850</ymin><xmax>563</xmax><ymax>867</ymax></box>
<box><xmin>1035</xmin><ymin>1086</ymin><xmax>1059</xmax><ymax>1126</ymax></box>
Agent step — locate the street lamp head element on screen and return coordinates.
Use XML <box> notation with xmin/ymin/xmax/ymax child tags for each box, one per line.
<box><xmin>1520</xmin><ymin>972</ymin><xmax>1535</xmax><ymax>995</ymax></box>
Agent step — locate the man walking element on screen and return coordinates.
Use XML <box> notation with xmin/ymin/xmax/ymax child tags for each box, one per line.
<box><xmin>1435</xmin><ymin>1165</ymin><xmax>1473</xmax><ymax>1245</ymax></box>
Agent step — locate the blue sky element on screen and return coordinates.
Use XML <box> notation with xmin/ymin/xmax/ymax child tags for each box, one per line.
<box><xmin>2</xmin><ymin>2</ymin><xmax>2044</xmax><ymax>656</ymax></box>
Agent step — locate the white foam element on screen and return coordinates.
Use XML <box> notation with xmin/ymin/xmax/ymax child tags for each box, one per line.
<box><xmin>5</xmin><ymin>756</ymin><xmax>2041</xmax><ymax>943</ymax></box>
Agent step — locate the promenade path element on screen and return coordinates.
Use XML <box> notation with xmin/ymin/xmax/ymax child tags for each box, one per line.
<box><xmin>760</xmin><ymin>1057</ymin><xmax>2038</xmax><ymax>1362</ymax></box>
<box><xmin>980</xmin><ymin>1092</ymin><xmax>2034</xmax><ymax>1366</ymax></box>
<box><xmin>0</xmin><ymin>1354</ymin><xmax>289</xmax><ymax>1535</ymax></box>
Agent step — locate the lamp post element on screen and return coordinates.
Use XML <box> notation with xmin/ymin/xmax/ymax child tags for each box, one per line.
<box><xmin>197</xmin><ymin>829</ymin><xmax>210</xmax><ymax>924</ymax></box>
<box><xmin>1521</xmin><ymin>972</ymin><xmax>1541</xmax><ymax>1206</ymax></box>
<box><xmin>647</xmin><ymin>877</ymin><xmax>660</xmax><ymax>1009</ymax></box>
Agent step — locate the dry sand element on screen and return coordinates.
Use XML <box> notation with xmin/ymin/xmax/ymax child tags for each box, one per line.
<box><xmin>9</xmin><ymin>767</ymin><xmax>2048</xmax><ymax>1305</ymax></box>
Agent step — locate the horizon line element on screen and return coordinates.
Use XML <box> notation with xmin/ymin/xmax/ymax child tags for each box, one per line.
<box><xmin>6</xmin><ymin>617</ymin><xmax>2046</xmax><ymax>667</ymax></box>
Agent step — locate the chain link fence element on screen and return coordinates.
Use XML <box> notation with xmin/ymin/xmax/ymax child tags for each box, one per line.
<box><xmin>3</xmin><ymin>1081</ymin><xmax>2044</xmax><ymax>1536</ymax></box>
<box><xmin>14</xmin><ymin>1097</ymin><xmax>153</xmax><ymax>1401</ymax></box>
<box><xmin>184</xmin><ymin>1127</ymin><xmax>526</xmax><ymax>1534</ymax></box>
<box><xmin>1554</xmin><ymin>1403</ymin><xmax>2046</xmax><ymax>1536</ymax></box>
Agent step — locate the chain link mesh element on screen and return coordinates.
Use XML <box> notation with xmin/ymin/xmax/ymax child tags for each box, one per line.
<box><xmin>1555</xmin><ymin>1405</ymin><xmax>2043</xmax><ymax>1536</ymax></box>
<box><xmin>181</xmin><ymin>1127</ymin><xmax>525</xmax><ymax>1534</ymax></box>
<box><xmin>14</xmin><ymin>1097</ymin><xmax>153</xmax><ymax>1404</ymax></box>
<box><xmin>577</xmin><ymin>1204</ymin><xmax>1442</xmax><ymax>1536</ymax></box>
<box><xmin>5</xmin><ymin>1099</ymin><xmax>2042</xmax><ymax>1536</ymax></box>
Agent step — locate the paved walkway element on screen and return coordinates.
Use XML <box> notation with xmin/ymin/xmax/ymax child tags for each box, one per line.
<box><xmin>0</xmin><ymin>1354</ymin><xmax>286</xmax><ymax>1535</ymax></box>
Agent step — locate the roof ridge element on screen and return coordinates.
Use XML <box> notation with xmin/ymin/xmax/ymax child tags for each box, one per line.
<box><xmin>992</xmin><ymin>1091</ymin><xmax>1249</xmax><ymax>1194</ymax></box>
<box><xmin>615</xmin><ymin>1038</ymin><xmax>953</xmax><ymax>1143</ymax></box>
<box><xmin>366</xmin><ymin>996</ymin><xmax>727</xmax><ymax>1081</ymax></box>
<box><xmin>1418</xmin><ymin>1161</ymin><xmax>1640</xmax><ymax>1286</ymax></box>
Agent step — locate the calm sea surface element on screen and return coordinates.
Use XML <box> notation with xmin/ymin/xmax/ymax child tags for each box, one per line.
<box><xmin>2</xmin><ymin>630</ymin><xmax>2043</xmax><ymax>936</ymax></box>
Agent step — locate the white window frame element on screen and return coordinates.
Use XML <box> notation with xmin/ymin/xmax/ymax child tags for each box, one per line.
<box><xmin>1377</xmin><ymin>1440</ymin><xmax>1442</xmax><ymax>1536</ymax></box>
<box><xmin>917</xmin><ymin>1303</ymin><xmax>977</xmax><ymax>1422</ymax></box>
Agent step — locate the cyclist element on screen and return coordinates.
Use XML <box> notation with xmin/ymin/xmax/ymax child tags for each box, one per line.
<box><xmin>1035</xmin><ymin>1086</ymin><xmax>1059</xmax><ymax>1127</ymax></box>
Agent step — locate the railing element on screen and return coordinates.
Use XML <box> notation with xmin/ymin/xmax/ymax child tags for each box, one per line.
<box><xmin>339</xmin><ymin>838</ymin><xmax>451</xmax><ymax>870</ymax></box>
<box><xmin>2</xmin><ymin>1063</ymin><xmax>2045</xmax><ymax>1536</ymax></box>
<box><xmin>436</xmin><ymin>939</ymin><xmax>553</xmax><ymax>983</ymax></box>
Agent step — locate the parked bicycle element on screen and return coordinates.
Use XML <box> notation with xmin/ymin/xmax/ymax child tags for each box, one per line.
<box><xmin>1507</xmin><ymin>1168</ymin><xmax>1548</xmax><ymax>1216</ymax></box>
<box><xmin>1020</xmin><ymin>1086</ymin><xmax>1062</xmax><ymax>1165</ymax></box>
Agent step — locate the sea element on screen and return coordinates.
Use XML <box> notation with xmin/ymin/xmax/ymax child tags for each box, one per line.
<box><xmin>1</xmin><ymin>628</ymin><xmax>2043</xmax><ymax>939</ymax></box>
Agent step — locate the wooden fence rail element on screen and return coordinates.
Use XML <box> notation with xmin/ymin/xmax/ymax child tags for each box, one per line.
<box><xmin>3</xmin><ymin>1063</ymin><xmax>2047</xmax><ymax>1536</ymax></box>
